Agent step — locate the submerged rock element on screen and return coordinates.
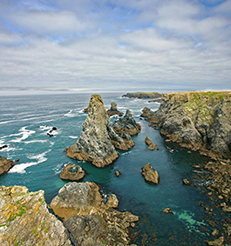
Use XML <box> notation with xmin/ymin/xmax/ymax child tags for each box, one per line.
<box><xmin>0</xmin><ymin>156</ymin><xmax>14</xmax><ymax>175</ymax></box>
<box><xmin>112</xmin><ymin>109</ymin><xmax>141</xmax><ymax>135</ymax></box>
<box><xmin>107</xmin><ymin>102</ymin><xmax>123</xmax><ymax>117</ymax></box>
<box><xmin>0</xmin><ymin>185</ymin><xmax>72</xmax><ymax>246</ymax></box>
<box><xmin>50</xmin><ymin>182</ymin><xmax>139</xmax><ymax>245</ymax></box>
<box><xmin>141</xmin><ymin>163</ymin><xmax>160</xmax><ymax>185</ymax></box>
<box><xmin>65</xmin><ymin>94</ymin><xmax>133</xmax><ymax>168</ymax></box>
<box><xmin>60</xmin><ymin>164</ymin><xmax>85</xmax><ymax>181</ymax></box>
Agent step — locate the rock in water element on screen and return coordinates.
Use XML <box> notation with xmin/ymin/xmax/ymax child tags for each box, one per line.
<box><xmin>0</xmin><ymin>156</ymin><xmax>14</xmax><ymax>175</ymax></box>
<box><xmin>60</xmin><ymin>164</ymin><xmax>85</xmax><ymax>181</ymax></box>
<box><xmin>65</xmin><ymin>94</ymin><xmax>121</xmax><ymax>168</ymax></box>
<box><xmin>107</xmin><ymin>102</ymin><xmax>123</xmax><ymax>117</ymax></box>
<box><xmin>112</xmin><ymin>109</ymin><xmax>141</xmax><ymax>135</ymax></box>
<box><xmin>0</xmin><ymin>185</ymin><xmax>72</xmax><ymax>246</ymax></box>
<box><xmin>141</xmin><ymin>163</ymin><xmax>160</xmax><ymax>185</ymax></box>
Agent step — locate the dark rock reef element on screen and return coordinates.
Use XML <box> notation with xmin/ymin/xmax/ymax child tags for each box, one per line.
<box><xmin>0</xmin><ymin>185</ymin><xmax>72</xmax><ymax>246</ymax></box>
<box><xmin>107</xmin><ymin>102</ymin><xmax>123</xmax><ymax>117</ymax></box>
<box><xmin>0</xmin><ymin>156</ymin><xmax>14</xmax><ymax>175</ymax></box>
<box><xmin>122</xmin><ymin>92</ymin><xmax>161</xmax><ymax>99</ymax></box>
<box><xmin>112</xmin><ymin>109</ymin><xmax>141</xmax><ymax>136</ymax></box>
<box><xmin>50</xmin><ymin>182</ymin><xmax>139</xmax><ymax>245</ymax></box>
<box><xmin>65</xmin><ymin>94</ymin><xmax>133</xmax><ymax>168</ymax></box>
<box><xmin>60</xmin><ymin>163</ymin><xmax>85</xmax><ymax>181</ymax></box>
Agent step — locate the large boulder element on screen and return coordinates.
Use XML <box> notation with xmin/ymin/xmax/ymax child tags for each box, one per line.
<box><xmin>0</xmin><ymin>156</ymin><xmax>14</xmax><ymax>175</ymax></box>
<box><xmin>50</xmin><ymin>182</ymin><xmax>139</xmax><ymax>245</ymax></box>
<box><xmin>60</xmin><ymin>164</ymin><xmax>85</xmax><ymax>181</ymax></box>
<box><xmin>112</xmin><ymin>109</ymin><xmax>141</xmax><ymax>135</ymax></box>
<box><xmin>107</xmin><ymin>102</ymin><xmax>123</xmax><ymax>117</ymax></box>
<box><xmin>65</xmin><ymin>95</ymin><xmax>132</xmax><ymax>168</ymax></box>
<box><xmin>141</xmin><ymin>163</ymin><xmax>160</xmax><ymax>185</ymax></box>
<box><xmin>0</xmin><ymin>186</ymin><xmax>72</xmax><ymax>246</ymax></box>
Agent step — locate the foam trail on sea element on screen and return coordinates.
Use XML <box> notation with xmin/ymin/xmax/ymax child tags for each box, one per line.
<box><xmin>24</xmin><ymin>140</ymin><xmax>48</xmax><ymax>144</ymax></box>
<box><xmin>10</xmin><ymin>127</ymin><xmax>36</xmax><ymax>143</ymax></box>
<box><xmin>8</xmin><ymin>149</ymin><xmax>51</xmax><ymax>174</ymax></box>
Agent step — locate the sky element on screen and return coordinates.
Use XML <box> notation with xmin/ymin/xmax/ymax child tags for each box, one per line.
<box><xmin>0</xmin><ymin>0</ymin><xmax>231</xmax><ymax>95</ymax></box>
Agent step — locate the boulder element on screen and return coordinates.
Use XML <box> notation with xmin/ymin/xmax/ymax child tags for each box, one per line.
<box><xmin>0</xmin><ymin>185</ymin><xmax>72</xmax><ymax>246</ymax></box>
<box><xmin>145</xmin><ymin>137</ymin><xmax>152</xmax><ymax>145</ymax></box>
<box><xmin>141</xmin><ymin>163</ymin><xmax>160</xmax><ymax>185</ymax></box>
<box><xmin>145</xmin><ymin>137</ymin><xmax>157</xmax><ymax>150</ymax></box>
<box><xmin>162</xmin><ymin>207</ymin><xmax>173</xmax><ymax>214</ymax></box>
<box><xmin>60</xmin><ymin>164</ymin><xmax>85</xmax><ymax>181</ymax></box>
<box><xmin>107</xmin><ymin>102</ymin><xmax>123</xmax><ymax>117</ymax></box>
<box><xmin>106</xmin><ymin>194</ymin><xmax>119</xmax><ymax>208</ymax></box>
<box><xmin>0</xmin><ymin>156</ymin><xmax>14</xmax><ymax>175</ymax></box>
<box><xmin>50</xmin><ymin>182</ymin><xmax>139</xmax><ymax>245</ymax></box>
<box><xmin>115</xmin><ymin>170</ymin><xmax>121</xmax><ymax>177</ymax></box>
<box><xmin>112</xmin><ymin>109</ymin><xmax>141</xmax><ymax>135</ymax></box>
<box><xmin>65</xmin><ymin>94</ymin><xmax>132</xmax><ymax>168</ymax></box>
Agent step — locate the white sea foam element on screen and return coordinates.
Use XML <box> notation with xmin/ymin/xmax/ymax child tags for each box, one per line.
<box><xmin>8</xmin><ymin>149</ymin><xmax>51</xmax><ymax>174</ymax></box>
<box><xmin>69</xmin><ymin>136</ymin><xmax>78</xmax><ymax>139</ymax></box>
<box><xmin>64</xmin><ymin>109</ymin><xmax>80</xmax><ymax>117</ymax></box>
<box><xmin>24</xmin><ymin>140</ymin><xmax>48</xmax><ymax>144</ymax></box>
<box><xmin>10</xmin><ymin>127</ymin><xmax>36</xmax><ymax>143</ymax></box>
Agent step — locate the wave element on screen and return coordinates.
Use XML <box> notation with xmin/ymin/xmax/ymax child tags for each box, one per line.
<box><xmin>64</xmin><ymin>109</ymin><xmax>81</xmax><ymax>117</ymax></box>
<box><xmin>10</xmin><ymin>126</ymin><xmax>36</xmax><ymax>143</ymax></box>
<box><xmin>24</xmin><ymin>140</ymin><xmax>48</xmax><ymax>144</ymax></box>
<box><xmin>8</xmin><ymin>149</ymin><xmax>51</xmax><ymax>174</ymax></box>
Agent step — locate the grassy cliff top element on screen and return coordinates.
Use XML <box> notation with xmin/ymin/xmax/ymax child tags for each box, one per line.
<box><xmin>122</xmin><ymin>92</ymin><xmax>161</xmax><ymax>99</ymax></box>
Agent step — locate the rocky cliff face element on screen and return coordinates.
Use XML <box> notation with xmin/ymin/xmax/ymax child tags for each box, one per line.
<box><xmin>50</xmin><ymin>182</ymin><xmax>139</xmax><ymax>245</ymax></box>
<box><xmin>0</xmin><ymin>156</ymin><xmax>14</xmax><ymax>175</ymax></box>
<box><xmin>151</xmin><ymin>91</ymin><xmax>231</xmax><ymax>158</ymax></box>
<box><xmin>65</xmin><ymin>94</ymin><xmax>133</xmax><ymax>167</ymax></box>
<box><xmin>0</xmin><ymin>186</ymin><xmax>71</xmax><ymax>246</ymax></box>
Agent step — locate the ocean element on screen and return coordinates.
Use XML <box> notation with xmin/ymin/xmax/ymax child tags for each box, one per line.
<box><xmin>0</xmin><ymin>93</ymin><xmax>225</xmax><ymax>245</ymax></box>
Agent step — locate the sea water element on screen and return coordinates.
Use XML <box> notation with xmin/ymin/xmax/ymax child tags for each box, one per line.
<box><xmin>0</xmin><ymin>93</ymin><xmax>225</xmax><ymax>245</ymax></box>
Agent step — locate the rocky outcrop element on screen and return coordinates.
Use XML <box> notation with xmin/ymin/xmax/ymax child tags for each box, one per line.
<box><xmin>0</xmin><ymin>156</ymin><xmax>14</xmax><ymax>175</ymax></box>
<box><xmin>107</xmin><ymin>102</ymin><xmax>123</xmax><ymax>117</ymax></box>
<box><xmin>122</xmin><ymin>92</ymin><xmax>161</xmax><ymax>99</ymax></box>
<box><xmin>65</xmin><ymin>94</ymin><xmax>133</xmax><ymax>168</ymax></box>
<box><xmin>141</xmin><ymin>107</ymin><xmax>159</xmax><ymax>124</ymax></box>
<box><xmin>60</xmin><ymin>163</ymin><xmax>85</xmax><ymax>181</ymax></box>
<box><xmin>162</xmin><ymin>207</ymin><xmax>173</xmax><ymax>214</ymax></box>
<box><xmin>145</xmin><ymin>137</ymin><xmax>157</xmax><ymax>150</ymax></box>
<box><xmin>112</xmin><ymin>109</ymin><xmax>141</xmax><ymax>135</ymax></box>
<box><xmin>143</xmin><ymin>91</ymin><xmax>231</xmax><ymax>159</ymax></box>
<box><xmin>141</xmin><ymin>163</ymin><xmax>160</xmax><ymax>185</ymax></box>
<box><xmin>106</xmin><ymin>194</ymin><xmax>119</xmax><ymax>208</ymax></box>
<box><xmin>0</xmin><ymin>185</ymin><xmax>72</xmax><ymax>246</ymax></box>
<box><xmin>50</xmin><ymin>182</ymin><xmax>139</xmax><ymax>245</ymax></box>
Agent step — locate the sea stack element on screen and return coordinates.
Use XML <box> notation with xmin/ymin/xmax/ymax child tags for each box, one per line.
<box><xmin>65</xmin><ymin>94</ymin><xmax>131</xmax><ymax>167</ymax></box>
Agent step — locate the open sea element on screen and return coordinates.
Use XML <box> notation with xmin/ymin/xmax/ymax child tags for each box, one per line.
<box><xmin>0</xmin><ymin>92</ymin><xmax>226</xmax><ymax>245</ymax></box>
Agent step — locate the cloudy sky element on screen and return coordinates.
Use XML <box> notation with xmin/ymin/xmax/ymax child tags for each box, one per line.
<box><xmin>0</xmin><ymin>0</ymin><xmax>231</xmax><ymax>94</ymax></box>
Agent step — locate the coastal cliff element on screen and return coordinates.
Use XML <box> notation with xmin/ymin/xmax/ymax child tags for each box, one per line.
<box><xmin>65</xmin><ymin>94</ymin><xmax>134</xmax><ymax>167</ymax></box>
<box><xmin>144</xmin><ymin>91</ymin><xmax>231</xmax><ymax>159</ymax></box>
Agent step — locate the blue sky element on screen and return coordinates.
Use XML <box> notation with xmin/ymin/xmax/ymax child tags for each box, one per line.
<box><xmin>0</xmin><ymin>0</ymin><xmax>231</xmax><ymax>94</ymax></box>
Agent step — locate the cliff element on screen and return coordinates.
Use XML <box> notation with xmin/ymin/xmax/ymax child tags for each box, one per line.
<box><xmin>65</xmin><ymin>94</ymin><xmax>134</xmax><ymax>168</ymax></box>
<box><xmin>148</xmin><ymin>91</ymin><xmax>231</xmax><ymax>159</ymax></box>
<box><xmin>0</xmin><ymin>186</ymin><xmax>71</xmax><ymax>246</ymax></box>
<box><xmin>122</xmin><ymin>92</ymin><xmax>161</xmax><ymax>99</ymax></box>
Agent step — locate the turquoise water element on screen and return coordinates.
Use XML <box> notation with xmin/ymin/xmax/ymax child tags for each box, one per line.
<box><xmin>0</xmin><ymin>93</ymin><xmax>225</xmax><ymax>245</ymax></box>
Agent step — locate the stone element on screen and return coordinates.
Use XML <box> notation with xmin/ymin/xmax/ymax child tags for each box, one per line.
<box><xmin>162</xmin><ymin>207</ymin><xmax>173</xmax><ymax>214</ymax></box>
<box><xmin>15</xmin><ymin>159</ymin><xmax>19</xmax><ymax>162</ymax></box>
<box><xmin>207</xmin><ymin>236</ymin><xmax>224</xmax><ymax>246</ymax></box>
<box><xmin>145</xmin><ymin>137</ymin><xmax>152</xmax><ymax>146</ymax></box>
<box><xmin>223</xmin><ymin>206</ymin><xmax>231</xmax><ymax>213</ymax></box>
<box><xmin>65</xmin><ymin>94</ymin><xmax>132</xmax><ymax>168</ymax></box>
<box><xmin>115</xmin><ymin>170</ymin><xmax>121</xmax><ymax>177</ymax></box>
<box><xmin>0</xmin><ymin>156</ymin><xmax>14</xmax><ymax>175</ymax></box>
<box><xmin>148</xmin><ymin>143</ymin><xmax>157</xmax><ymax>150</ymax></box>
<box><xmin>0</xmin><ymin>185</ymin><xmax>72</xmax><ymax>246</ymax></box>
<box><xmin>60</xmin><ymin>164</ymin><xmax>85</xmax><ymax>181</ymax></box>
<box><xmin>141</xmin><ymin>163</ymin><xmax>160</xmax><ymax>185</ymax></box>
<box><xmin>106</xmin><ymin>194</ymin><xmax>119</xmax><ymax>208</ymax></box>
<box><xmin>107</xmin><ymin>102</ymin><xmax>123</xmax><ymax>117</ymax></box>
<box><xmin>183</xmin><ymin>179</ymin><xmax>193</xmax><ymax>186</ymax></box>
<box><xmin>112</xmin><ymin>109</ymin><xmax>141</xmax><ymax>135</ymax></box>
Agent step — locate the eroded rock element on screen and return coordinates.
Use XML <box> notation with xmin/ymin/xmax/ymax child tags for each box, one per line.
<box><xmin>141</xmin><ymin>163</ymin><xmax>160</xmax><ymax>185</ymax></box>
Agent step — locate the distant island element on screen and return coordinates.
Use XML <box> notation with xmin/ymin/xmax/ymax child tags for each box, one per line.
<box><xmin>122</xmin><ymin>92</ymin><xmax>161</xmax><ymax>99</ymax></box>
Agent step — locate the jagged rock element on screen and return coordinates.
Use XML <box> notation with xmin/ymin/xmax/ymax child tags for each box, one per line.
<box><xmin>141</xmin><ymin>107</ymin><xmax>160</xmax><ymax>123</ymax></box>
<box><xmin>106</xmin><ymin>194</ymin><xmax>119</xmax><ymax>208</ymax></box>
<box><xmin>183</xmin><ymin>179</ymin><xmax>193</xmax><ymax>186</ymax></box>
<box><xmin>162</xmin><ymin>207</ymin><xmax>173</xmax><ymax>214</ymax></box>
<box><xmin>145</xmin><ymin>137</ymin><xmax>152</xmax><ymax>145</ymax></box>
<box><xmin>0</xmin><ymin>185</ymin><xmax>72</xmax><ymax>246</ymax></box>
<box><xmin>107</xmin><ymin>102</ymin><xmax>123</xmax><ymax>117</ymax></box>
<box><xmin>15</xmin><ymin>159</ymin><xmax>19</xmax><ymax>162</ymax></box>
<box><xmin>0</xmin><ymin>156</ymin><xmax>14</xmax><ymax>175</ymax></box>
<box><xmin>115</xmin><ymin>170</ymin><xmax>121</xmax><ymax>177</ymax></box>
<box><xmin>112</xmin><ymin>109</ymin><xmax>141</xmax><ymax>135</ymax></box>
<box><xmin>145</xmin><ymin>137</ymin><xmax>157</xmax><ymax>150</ymax></box>
<box><xmin>65</xmin><ymin>94</ymin><xmax>133</xmax><ymax>168</ymax></box>
<box><xmin>60</xmin><ymin>164</ymin><xmax>85</xmax><ymax>181</ymax></box>
<box><xmin>141</xmin><ymin>163</ymin><xmax>160</xmax><ymax>185</ymax></box>
<box><xmin>50</xmin><ymin>182</ymin><xmax>139</xmax><ymax>245</ymax></box>
<box><xmin>110</xmin><ymin>131</ymin><xmax>135</xmax><ymax>151</ymax></box>
<box><xmin>207</xmin><ymin>236</ymin><xmax>224</xmax><ymax>246</ymax></box>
